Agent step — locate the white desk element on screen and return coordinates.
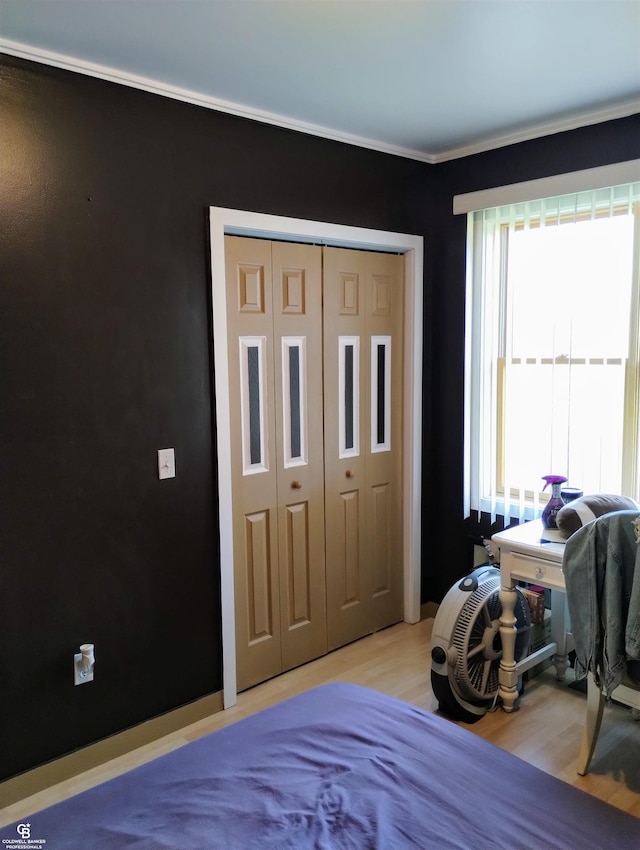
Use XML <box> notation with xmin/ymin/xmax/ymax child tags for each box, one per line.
<box><xmin>492</xmin><ymin>520</ymin><xmax>570</xmax><ymax>712</ymax></box>
<box><xmin>492</xmin><ymin>519</ymin><xmax>640</xmax><ymax>714</ymax></box>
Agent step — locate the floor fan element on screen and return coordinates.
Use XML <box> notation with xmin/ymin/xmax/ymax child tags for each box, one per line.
<box><xmin>430</xmin><ymin>566</ymin><xmax>531</xmax><ymax>722</ymax></box>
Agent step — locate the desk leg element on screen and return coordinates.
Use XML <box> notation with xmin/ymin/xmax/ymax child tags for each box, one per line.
<box><xmin>550</xmin><ymin>589</ymin><xmax>569</xmax><ymax>681</ymax></box>
<box><xmin>498</xmin><ymin>564</ymin><xmax>519</xmax><ymax>712</ymax></box>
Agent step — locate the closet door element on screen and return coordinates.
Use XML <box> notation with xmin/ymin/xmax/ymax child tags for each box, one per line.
<box><xmin>226</xmin><ymin>236</ymin><xmax>281</xmax><ymax>690</ymax></box>
<box><xmin>365</xmin><ymin>250</ymin><xmax>404</xmax><ymax>631</ymax></box>
<box><xmin>323</xmin><ymin>248</ymin><xmax>404</xmax><ymax>650</ymax></box>
<box><xmin>271</xmin><ymin>241</ymin><xmax>327</xmax><ymax>672</ymax></box>
<box><xmin>323</xmin><ymin>248</ymin><xmax>368</xmax><ymax>648</ymax></box>
<box><xmin>225</xmin><ymin>236</ymin><xmax>326</xmax><ymax>691</ymax></box>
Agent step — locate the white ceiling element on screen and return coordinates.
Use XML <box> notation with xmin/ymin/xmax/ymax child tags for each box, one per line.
<box><xmin>1</xmin><ymin>0</ymin><xmax>639</xmax><ymax>162</ymax></box>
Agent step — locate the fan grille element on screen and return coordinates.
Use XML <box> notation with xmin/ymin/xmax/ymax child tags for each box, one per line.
<box><xmin>452</xmin><ymin>580</ymin><xmax>530</xmax><ymax>702</ymax></box>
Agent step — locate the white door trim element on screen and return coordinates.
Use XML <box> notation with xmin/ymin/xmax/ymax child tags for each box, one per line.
<box><xmin>209</xmin><ymin>208</ymin><xmax>423</xmax><ymax>708</ymax></box>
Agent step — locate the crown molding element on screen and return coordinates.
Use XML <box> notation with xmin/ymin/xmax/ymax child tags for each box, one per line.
<box><xmin>1</xmin><ymin>38</ymin><xmax>638</xmax><ymax>166</ymax></box>
<box><xmin>0</xmin><ymin>38</ymin><xmax>436</xmax><ymax>164</ymax></box>
<box><xmin>434</xmin><ymin>98</ymin><xmax>640</xmax><ymax>163</ymax></box>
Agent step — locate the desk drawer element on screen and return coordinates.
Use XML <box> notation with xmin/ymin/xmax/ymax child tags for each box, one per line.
<box><xmin>506</xmin><ymin>551</ymin><xmax>565</xmax><ymax>590</ymax></box>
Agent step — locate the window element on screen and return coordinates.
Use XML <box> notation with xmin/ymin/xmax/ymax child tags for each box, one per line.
<box><xmin>464</xmin><ymin>175</ymin><xmax>640</xmax><ymax>521</ymax></box>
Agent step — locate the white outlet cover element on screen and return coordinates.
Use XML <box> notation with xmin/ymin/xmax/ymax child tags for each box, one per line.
<box><xmin>158</xmin><ymin>448</ymin><xmax>176</xmax><ymax>479</ymax></box>
<box><xmin>74</xmin><ymin>653</ymin><xmax>95</xmax><ymax>685</ymax></box>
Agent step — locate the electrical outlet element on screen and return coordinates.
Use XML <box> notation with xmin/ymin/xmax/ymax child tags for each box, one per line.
<box><xmin>74</xmin><ymin>644</ymin><xmax>95</xmax><ymax>685</ymax></box>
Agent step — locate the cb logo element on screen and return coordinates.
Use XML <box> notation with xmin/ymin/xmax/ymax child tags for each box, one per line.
<box><xmin>17</xmin><ymin>823</ymin><xmax>31</xmax><ymax>839</ymax></box>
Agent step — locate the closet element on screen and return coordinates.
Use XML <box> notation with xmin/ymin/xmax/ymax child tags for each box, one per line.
<box><xmin>225</xmin><ymin>236</ymin><xmax>404</xmax><ymax>691</ymax></box>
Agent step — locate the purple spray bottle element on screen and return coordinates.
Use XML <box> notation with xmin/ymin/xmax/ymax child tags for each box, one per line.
<box><xmin>541</xmin><ymin>474</ymin><xmax>568</xmax><ymax>529</ymax></box>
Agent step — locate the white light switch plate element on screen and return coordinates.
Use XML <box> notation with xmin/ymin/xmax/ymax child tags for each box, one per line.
<box><xmin>158</xmin><ymin>448</ymin><xmax>176</xmax><ymax>479</ymax></box>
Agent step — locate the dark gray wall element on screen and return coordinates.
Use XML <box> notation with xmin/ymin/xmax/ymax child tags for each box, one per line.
<box><xmin>0</xmin><ymin>54</ymin><xmax>432</xmax><ymax>780</ymax></box>
<box><xmin>2</xmin><ymin>51</ymin><xmax>638</xmax><ymax>781</ymax></box>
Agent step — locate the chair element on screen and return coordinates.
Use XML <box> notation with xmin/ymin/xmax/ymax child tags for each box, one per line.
<box><xmin>578</xmin><ymin>672</ymin><xmax>640</xmax><ymax>775</ymax></box>
<box><xmin>563</xmin><ymin>509</ymin><xmax>640</xmax><ymax>775</ymax></box>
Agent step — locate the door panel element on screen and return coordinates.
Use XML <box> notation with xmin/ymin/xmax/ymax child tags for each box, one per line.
<box><xmin>365</xmin><ymin>251</ymin><xmax>404</xmax><ymax>630</ymax></box>
<box><xmin>284</xmin><ymin>502</ymin><xmax>311</xmax><ymax>624</ymax></box>
<box><xmin>272</xmin><ymin>241</ymin><xmax>327</xmax><ymax>672</ymax></box>
<box><xmin>340</xmin><ymin>489</ymin><xmax>361</xmax><ymax>606</ymax></box>
<box><xmin>226</xmin><ymin>236</ymin><xmax>281</xmax><ymax>690</ymax></box>
<box><xmin>245</xmin><ymin>510</ymin><xmax>275</xmax><ymax>642</ymax></box>
<box><xmin>323</xmin><ymin>248</ymin><xmax>368</xmax><ymax>649</ymax></box>
<box><xmin>324</xmin><ymin>247</ymin><xmax>403</xmax><ymax>650</ymax></box>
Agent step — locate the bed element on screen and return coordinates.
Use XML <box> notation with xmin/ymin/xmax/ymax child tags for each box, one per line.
<box><xmin>2</xmin><ymin>682</ymin><xmax>638</xmax><ymax>849</ymax></box>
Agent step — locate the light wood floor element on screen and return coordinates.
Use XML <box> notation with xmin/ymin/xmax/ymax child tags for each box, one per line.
<box><xmin>2</xmin><ymin>617</ymin><xmax>639</xmax><ymax>827</ymax></box>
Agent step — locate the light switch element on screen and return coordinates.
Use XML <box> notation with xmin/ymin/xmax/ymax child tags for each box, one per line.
<box><xmin>158</xmin><ymin>448</ymin><xmax>176</xmax><ymax>479</ymax></box>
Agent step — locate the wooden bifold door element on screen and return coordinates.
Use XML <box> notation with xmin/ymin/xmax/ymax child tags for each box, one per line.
<box><xmin>225</xmin><ymin>236</ymin><xmax>403</xmax><ymax>691</ymax></box>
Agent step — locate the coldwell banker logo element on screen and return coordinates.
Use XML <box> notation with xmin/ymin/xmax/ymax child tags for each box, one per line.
<box><xmin>0</xmin><ymin>822</ymin><xmax>47</xmax><ymax>848</ymax></box>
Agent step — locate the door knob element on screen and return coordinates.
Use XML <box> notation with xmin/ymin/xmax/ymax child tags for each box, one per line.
<box><xmin>291</xmin><ymin>480</ymin><xmax>302</xmax><ymax>489</ymax></box>
<box><xmin>345</xmin><ymin>469</ymin><xmax>355</xmax><ymax>478</ymax></box>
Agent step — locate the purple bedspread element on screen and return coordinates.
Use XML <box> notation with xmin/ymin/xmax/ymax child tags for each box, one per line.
<box><xmin>2</xmin><ymin>683</ymin><xmax>638</xmax><ymax>849</ymax></box>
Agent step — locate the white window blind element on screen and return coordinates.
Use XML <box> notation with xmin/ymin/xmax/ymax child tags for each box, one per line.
<box><xmin>464</xmin><ymin>179</ymin><xmax>640</xmax><ymax>523</ymax></box>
